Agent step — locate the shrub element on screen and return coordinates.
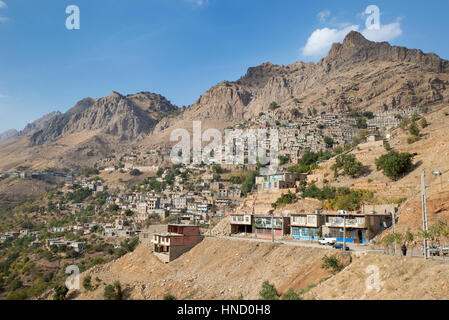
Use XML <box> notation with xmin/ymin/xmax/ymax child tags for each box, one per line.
<box><xmin>420</xmin><ymin>117</ymin><xmax>428</xmax><ymax>128</ymax></box>
<box><xmin>53</xmin><ymin>285</ymin><xmax>69</xmax><ymax>300</ymax></box>
<box><xmin>281</xmin><ymin>288</ymin><xmax>301</xmax><ymax>300</ymax></box>
<box><xmin>129</xmin><ymin>169</ymin><xmax>142</xmax><ymax>176</ymax></box>
<box><xmin>259</xmin><ymin>281</ymin><xmax>279</xmax><ymax>300</ymax></box>
<box><xmin>83</xmin><ymin>276</ymin><xmax>93</xmax><ymax>291</ymax></box>
<box><xmin>269</xmin><ymin>102</ymin><xmax>279</xmax><ymax>111</ymax></box>
<box><xmin>409</xmin><ymin>121</ymin><xmax>420</xmax><ymax>137</ymax></box>
<box><xmin>321</xmin><ymin>255</ymin><xmax>342</xmax><ymax>272</ymax></box>
<box><xmin>163</xmin><ymin>294</ymin><xmax>177</xmax><ymax>300</ymax></box>
<box><xmin>104</xmin><ymin>281</ymin><xmax>123</xmax><ymax>300</ymax></box>
<box><xmin>273</xmin><ymin>191</ymin><xmax>296</xmax><ymax>208</ymax></box>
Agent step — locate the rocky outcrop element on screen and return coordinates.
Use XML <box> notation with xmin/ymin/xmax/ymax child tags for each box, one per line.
<box><xmin>29</xmin><ymin>91</ymin><xmax>178</xmax><ymax>146</ymax></box>
<box><xmin>321</xmin><ymin>31</ymin><xmax>449</xmax><ymax>74</ymax></box>
<box><xmin>177</xmin><ymin>31</ymin><xmax>449</xmax><ymax>123</ymax></box>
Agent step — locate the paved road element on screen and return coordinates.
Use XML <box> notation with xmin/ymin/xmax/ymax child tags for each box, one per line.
<box><xmin>205</xmin><ymin>235</ymin><xmax>377</xmax><ymax>253</ymax></box>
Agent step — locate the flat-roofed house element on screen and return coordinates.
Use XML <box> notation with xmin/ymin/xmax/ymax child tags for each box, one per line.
<box><xmin>291</xmin><ymin>210</ymin><xmax>325</xmax><ymax>241</ymax></box>
<box><xmin>253</xmin><ymin>215</ymin><xmax>290</xmax><ymax>240</ymax></box>
<box><xmin>151</xmin><ymin>224</ymin><xmax>203</xmax><ymax>263</ymax></box>
<box><xmin>230</xmin><ymin>213</ymin><xmax>253</xmax><ymax>234</ymax></box>
<box><xmin>322</xmin><ymin>211</ymin><xmax>392</xmax><ymax>244</ymax></box>
<box><xmin>256</xmin><ymin>173</ymin><xmax>298</xmax><ymax>193</ymax></box>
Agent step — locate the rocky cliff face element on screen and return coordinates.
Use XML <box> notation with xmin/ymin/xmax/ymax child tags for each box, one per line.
<box><xmin>17</xmin><ymin>32</ymin><xmax>449</xmax><ymax>147</ymax></box>
<box><xmin>28</xmin><ymin>91</ymin><xmax>178</xmax><ymax>146</ymax></box>
<box><xmin>173</xmin><ymin>31</ymin><xmax>449</xmax><ymax>126</ymax></box>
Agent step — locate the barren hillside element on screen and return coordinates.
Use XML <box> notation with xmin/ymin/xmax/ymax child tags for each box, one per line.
<box><xmin>64</xmin><ymin>238</ymin><xmax>349</xmax><ymax>300</ymax></box>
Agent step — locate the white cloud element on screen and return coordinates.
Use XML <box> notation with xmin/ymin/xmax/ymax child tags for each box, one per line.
<box><xmin>302</xmin><ymin>25</ymin><xmax>359</xmax><ymax>58</ymax></box>
<box><xmin>317</xmin><ymin>10</ymin><xmax>331</xmax><ymax>23</ymax></box>
<box><xmin>0</xmin><ymin>1</ymin><xmax>7</xmax><ymax>9</ymax></box>
<box><xmin>302</xmin><ymin>9</ymin><xmax>402</xmax><ymax>59</ymax></box>
<box><xmin>361</xmin><ymin>22</ymin><xmax>402</xmax><ymax>42</ymax></box>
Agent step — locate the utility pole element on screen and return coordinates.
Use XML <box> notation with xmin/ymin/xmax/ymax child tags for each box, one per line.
<box><xmin>391</xmin><ymin>203</ymin><xmax>397</xmax><ymax>255</ymax></box>
<box><xmin>421</xmin><ymin>170</ymin><xmax>429</xmax><ymax>259</ymax></box>
<box><xmin>343</xmin><ymin>214</ymin><xmax>346</xmax><ymax>250</ymax></box>
<box><xmin>271</xmin><ymin>216</ymin><xmax>274</xmax><ymax>243</ymax></box>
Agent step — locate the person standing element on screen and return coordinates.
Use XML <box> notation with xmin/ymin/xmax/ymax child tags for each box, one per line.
<box><xmin>401</xmin><ymin>243</ymin><xmax>407</xmax><ymax>257</ymax></box>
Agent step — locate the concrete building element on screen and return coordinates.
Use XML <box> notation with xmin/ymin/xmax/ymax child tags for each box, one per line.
<box><xmin>253</xmin><ymin>215</ymin><xmax>290</xmax><ymax>240</ymax></box>
<box><xmin>291</xmin><ymin>210</ymin><xmax>325</xmax><ymax>241</ymax></box>
<box><xmin>151</xmin><ymin>225</ymin><xmax>203</xmax><ymax>263</ymax></box>
<box><xmin>230</xmin><ymin>213</ymin><xmax>253</xmax><ymax>234</ymax></box>
<box><xmin>256</xmin><ymin>173</ymin><xmax>298</xmax><ymax>193</ymax></box>
<box><xmin>322</xmin><ymin>211</ymin><xmax>392</xmax><ymax>244</ymax></box>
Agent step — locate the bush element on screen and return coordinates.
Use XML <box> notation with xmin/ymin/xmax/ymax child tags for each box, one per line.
<box><xmin>269</xmin><ymin>102</ymin><xmax>279</xmax><ymax>111</ymax></box>
<box><xmin>281</xmin><ymin>288</ymin><xmax>301</xmax><ymax>300</ymax></box>
<box><xmin>83</xmin><ymin>276</ymin><xmax>93</xmax><ymax>291</ymax></box>
<box><xmin>409</xmin><ymin>121</ymin><xmax>420</xmax><ymax>137</ymax></box>
<box><xmin>104</xmin><ymin>281</ymin><xmax>123</xmax><ymax>300</ymax></box>
<box><xmin>259</xmin><ymin>281</ymin><xmax>279</xmax><ymax>300</ymax></box>
<box><xmin>321</xmin><ymin>255</ymin><xmax>342</xmax><ymax>272</ymax></box>
<box><xmin>375</xmin><ymin>151</ymin><xmax>414</xmax><ymax>180</ymax></box>
<box><xmin>163</xmin><ymin>294</ymin><xmax>177</xmax><ymax>300</ymax></box>
<box><xmin>129</xmin><ymin>169</ymin><xmax>142</xmax><ymax>176</ymax></box>
<box><xmin>53</xmin><ymin>285</ymin><xmax>69</xmax><ymax>300</ymax></box>
<box><xmin>273</xmin><ymin>191</ymin><xmax>296</xmax><ymax>208</ymax></box>
<box><xmin>420</xmin><ymin>117</ymin><xmax>428</xmax><ymax>128</ymax></box>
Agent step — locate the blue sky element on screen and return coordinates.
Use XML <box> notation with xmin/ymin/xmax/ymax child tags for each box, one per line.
<box><xmin>0</xmin><ymin>0</ymin><xmax>449</xmax><ymax>132</ymax></box>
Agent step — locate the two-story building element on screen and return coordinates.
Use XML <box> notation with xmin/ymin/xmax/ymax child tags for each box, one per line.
<box><xmin>230</xmin><ymin>213</ymin><xmax>253</xmax><ymax>234</ymax></box>
<box><xmin>322</xmin><ymin>211</ymin><xmax>392</xmax><ymax>244</ymax></box>
<box><xmin>291</xmin><ymin>210</ymin><xmax>325</xmax><ymax>241</ymax></box>
<box><xmin>151</xmin><ymin>224</ymin><xmax>203</xmax><ymax>263</ymax></box>
<box><xmin>255</xmin><ymin>173</ymin><xmax>298</xmax><ymax>193</ymax></box>
<box><xmin>253</xmin><ymin>215</ymin><xmax>290</xmax><ymax>240</ymax></box>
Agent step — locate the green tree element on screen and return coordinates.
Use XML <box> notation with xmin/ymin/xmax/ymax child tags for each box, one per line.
<box><xmin>357</xmin><ymin>117</ymin><xmax>368</xmax><ymax>129</ymax></box>
<box><xmin>332</xmin><ymin>154</ymin><xmax>363</xmax><ymax>178</ymax></box>
<box><xmin>324</xmin><ymin>136</ymin><xmax>334</xmax><ymax>148</ymax></box>
<box><xmin>375</xmin><ymin>151</ymin><xmax>414</xmax><ymax>180</ymax></box>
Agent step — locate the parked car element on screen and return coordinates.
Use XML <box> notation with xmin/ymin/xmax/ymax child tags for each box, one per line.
<box><xmin>333</xmin><ymin>243</ymin><xmax>350</xmax><ymax>251</ymax></box>
<box><xmin>441</xmin><ymin>245</ymin><xmax>449</xmax><ymax>257</ymax></box>
<box><xmin>421</xmin><ymin>246</ymin><xmax>440</xmax><ymax>256</ymax></box>
<box><xmin>319</xmin><ymin>237</ymin><xmax>337</xmax><ymax>246</ymax></box>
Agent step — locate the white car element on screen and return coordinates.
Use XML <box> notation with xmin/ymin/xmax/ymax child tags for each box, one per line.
<box><xmin>319</xmin><ymin>238</ymin><xmax>337</xmax><ymax>246</ymax></box>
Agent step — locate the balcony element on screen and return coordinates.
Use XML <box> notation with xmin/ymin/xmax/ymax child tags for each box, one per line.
<box><xmin>325</xmin><ymin>219</ymin><xmax>366</xmax><ymax>229</ymax></box>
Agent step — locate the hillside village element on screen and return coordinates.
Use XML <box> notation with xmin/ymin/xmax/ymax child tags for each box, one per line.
<box><xmin>2</xmin><ymin>101</ymin><xmax>449</xmax><ymax>300</ymax></box>
<box><xmin>1</xmin><ymin>29</ymin><xmax>449</xmax><ymax>300</ymax></box>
